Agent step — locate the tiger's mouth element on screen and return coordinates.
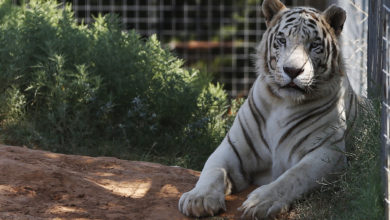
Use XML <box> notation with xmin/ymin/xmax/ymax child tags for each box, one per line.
<box><xmin>281</xmin><ymin>82</ymin><xmax>307</xmax><ymax>93</ymax></box>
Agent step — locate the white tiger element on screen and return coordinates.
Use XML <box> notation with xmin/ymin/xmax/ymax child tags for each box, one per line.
<box><xmin>179</xmin><ymin>0</ymin><xmax>357</xmax><ymax>219</ymax></box>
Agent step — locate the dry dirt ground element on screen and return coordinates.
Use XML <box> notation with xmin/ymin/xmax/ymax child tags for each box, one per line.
<box><xmin>0</xmin><ymin>145</ymin><xmax>295</xmax><ymax>220</ymax></box>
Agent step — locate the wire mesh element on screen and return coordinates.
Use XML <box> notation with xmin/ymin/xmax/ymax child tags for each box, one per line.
<box><xmin>61</xmin><ymin>0</ymin><xmax>388</xmax><ymax>216</ymax></box>
<box><xmin>55</xmin><ymin>0</ymin><xmax>324</xmax><ymax>97</ymax></box>
<box><xmin>334</xmin><ymin>0</ymin><xmax>368</xmax><ymax>97</ymax></box>
<box><xmin>368</xmin><ymin>0</ymin><xmax>390</xmax><ymax>218</ymax></box>
<box><xmin>383</xmin><ymin>1</ymin><xmax>390</xmax><ymax>218</ymax></box>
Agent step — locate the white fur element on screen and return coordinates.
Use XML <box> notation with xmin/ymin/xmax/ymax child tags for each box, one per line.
<box><xmin>179</xmin><ymin>3</ymin><xmax>354</xmax><ymax>219</ymax></box>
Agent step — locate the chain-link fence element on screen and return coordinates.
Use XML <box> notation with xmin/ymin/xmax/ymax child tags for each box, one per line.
<box><xmin>57</xmin><ymin>0</ymin><xmax>384</xmax><ymax>216</ymax></box>
<box><xmin>332</xmin><ymin>0</ymin><xmax>368</xmax><ymax>97</ymax></box>
<box><xmin>368</xmin><ymin>0</ymin><xmax>390</xmax><ymax>218</ymax></box>
<box><xmin>53</xmin><ymin>0</ymin><xmax>324</xmax><ymax>97</ymax></box>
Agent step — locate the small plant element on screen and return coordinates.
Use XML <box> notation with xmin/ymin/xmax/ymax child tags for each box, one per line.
<box><xmin>0</xmin><ymin>0</ymin><xmax>239</xmax><ymax>169</ymax></box>
<box><xmin>0</xmin><ymin>1</ymin><xmax>382</xmax><ymax>218</ymax></box>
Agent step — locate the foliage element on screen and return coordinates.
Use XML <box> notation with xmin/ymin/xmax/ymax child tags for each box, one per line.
<box><xmin>0</xmin><ymin>0</ymin><xmax>239</xmax><ymax>170</ymax></box>
<box><xmin>0</xmin><ymin>1</ymin><xmax>383</xmax><ymax>218</ymax></box>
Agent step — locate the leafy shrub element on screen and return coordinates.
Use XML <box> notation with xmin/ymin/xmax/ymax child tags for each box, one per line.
<box><xmin>0</xmin><ymin>2</ymin><xmax>383</xmax><ymax>217</ymax></box>
<box><xmin>0</xmin><ymin>0</ymin><xmax>241</xmax><ymax>170</ymax></box>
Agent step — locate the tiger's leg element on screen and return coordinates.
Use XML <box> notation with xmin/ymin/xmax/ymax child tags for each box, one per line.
<box><xmin>178</xmin><ymin>138</ymin><xmax>251</xmax><ymax>217</ymax></box>
<box><xmin>239</xmin><ymin>145</ymin><xmax>345</xmax><ymax>219</ymax></box>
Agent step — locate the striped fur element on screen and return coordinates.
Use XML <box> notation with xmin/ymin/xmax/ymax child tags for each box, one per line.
<box><xmin>179</xmin><ymin>1</ymin><xmax>356</xmax><ymax>219</ymax></box>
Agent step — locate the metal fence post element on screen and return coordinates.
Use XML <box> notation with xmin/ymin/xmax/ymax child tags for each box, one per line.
<box><xmin>384</xmin><ymin>1</ymin><xmax>390</xmax><ymax>217</ymax></box>
<box><xmin>368</xmin><ymin>0</ymin><xmax>390</xmax><ymax>218</ymax></box>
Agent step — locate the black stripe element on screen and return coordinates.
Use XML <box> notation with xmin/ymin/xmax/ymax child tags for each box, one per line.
<box><xmin>264</xmin><ymin>38</ymin><xmax>270</xmax><ymax>74</ymax></box>
<box><xmin>238</xmin><ymin>113</ymin><xmax>261</xmax><ymax>160</ymax></box>
<box><xmin>345</xmin><ymin>92</ymin><xmax>354</xmax><ymax>118</ymax></box>
<box><xmin>307</xmin><ymin>23</ymin><xmax>316</xmax><ymax>30</ymax></box>
<box><xmin>290</xmin><ymin>95</ymin><xmax>354</xmax><ymax>159</ymax></box>
<box><xmin>285</xmin><ymin>92</ymin><xmax>339</xmax><ymax>126</ymax></box>
<box><xmin>300</xmin><ymin>134</ymin><xmax>334</xmax><ymax>160</ymax></box>
<box><xmin>325</xmin><ymin>38</ymin><xmax>330</xmax><ymax>62</ymax></box>
<box><xmin>279</xmin><ymin>93</ymin><xmax>339</xmax><ymax>145</ymax></box>
<box><xmin>269</xmin><ymin>22</ymin><xmax>280</xmax><ymax>35</ymax></box>
<box><xmin>227</xmin><ymin>133</ymin><xmax>249</xmax><ymax>182</ymax></box>
<box><xmin>286</xmin><ymin>17</ymin><xmax>296</xmax><ymax>23</ymax></box>
<box><xmin>288</xmin><ymin>28</ymin><xmax>293</xmax><ymax>36</ymax></box>
<box><xmin>330</xmin><ymin>136</ymin><xmax>344</xmax><ymax>146</ymax></box>
<box><xmin>274</xmin><ymin>23</ymin><xmax>281</xmax><ymax>33</ymax></box>
<box><xmin>331</xmin><ymin>41</ymin><xmax>337</xmax><ymax>58</ymax></box>
<box><xmin>248</xmin><ymin>89</ymin><xmax>270</xmax><ymax>151</ymax></box>
<box><xmin>302</xmin><ymin>27</ymin><xmax>310</xmax><ymax>36</ymax></box>
<box><xmin>248</xmin><ymin>90</ymin><xmax>266</xmax><ymax>123</ymax></box>
<box><xmin>292</xmin><ymin>25</ymin><xmax>301</xmax><ymax>35</ymax></box>
<box><xmin>284</xmin><ymin>22</ymin><xmax>295</xmax><ymax>29</ymax></box>
<box><xmin>307</xmin><ymin>19</ymin><xmax>317</xmax><ymax>26</ymax></box>
<box><xmin>268</xmin><ymin>32</ymin><xmax>275</xmax><ymax>52</ymax></box>
<box><xmin>284</xmin><ymin>11</ymin><xmax>298</xmax><ymax>19</ymax></box>
<box><xmin>265</xmin><ymin>31</ymin><xmax>272</xmax><ymax>73</ymax></box>
<box><xmin>322</xmin><ymin>27</ymin><xmax>327</xmax><ymax>39</ymax></box>
<box><xmin>288</xmin><ymin>124</ymin><xmax>326</xmax><ymax>161</ymax></box>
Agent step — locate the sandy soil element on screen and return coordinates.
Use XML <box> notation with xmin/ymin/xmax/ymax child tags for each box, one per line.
<box><xmin>0</xmin><ymin>145</ymin><xmax>264</xmax><ymax>220</ymax></box>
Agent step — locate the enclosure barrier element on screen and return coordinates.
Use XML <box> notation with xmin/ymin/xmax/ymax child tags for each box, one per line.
<box><xmin>43</xmin><ymin>0</ymin><xmax>322</xmax><ymax>97</ymax></box>
<box><xmin>62</xmin><ymin>0</ymin><xmax>389</xmax><ymax>217</ymax></box>
<box><xmin>368</xmin><ymin>0</ymin><xmax>390</xmax><ymax>218</ymax></box>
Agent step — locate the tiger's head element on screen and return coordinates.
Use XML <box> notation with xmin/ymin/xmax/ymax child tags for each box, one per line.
<box><xmin>257</xmin><ymin>0</ymin><xmax>346</xmax><ymax>102</ymax></box>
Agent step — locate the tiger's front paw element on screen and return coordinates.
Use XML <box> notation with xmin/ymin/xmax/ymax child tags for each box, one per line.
<box><xmin>239</xmin><ymin>185</ymin><xmax>289</xmax><ymax>219</ymax></box>
<box><xmin>178</xmin><ymin>187</ymin><xmax>226</xmax><ymax>217</ymax></box>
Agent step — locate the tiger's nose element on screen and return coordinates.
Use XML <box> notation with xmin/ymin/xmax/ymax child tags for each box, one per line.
<box><xmin>283</xmin><ymin>66</ymin><xmax>304</xmax><ymax>79</ymax></box>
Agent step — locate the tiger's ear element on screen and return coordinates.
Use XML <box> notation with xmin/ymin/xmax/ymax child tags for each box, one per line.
<box><xmin>262</xmin><ymin>0</ymin><xmax>287</xmax><ymax>27</ymax></box>
<box><xmin>322</xmin><ymin>5</ymin><xmax>346</xmax><ymax>36</ymax></box>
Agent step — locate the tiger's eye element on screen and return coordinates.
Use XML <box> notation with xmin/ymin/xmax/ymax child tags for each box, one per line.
<box><xmin>310</xmin><ymin>42</ymin><xmax>321</xmax><ymax>49</ymax></box>
<box><xmin>277</xmin><ymin>38</ymin><xmax>286</xmax><ymax>45</ymax></box>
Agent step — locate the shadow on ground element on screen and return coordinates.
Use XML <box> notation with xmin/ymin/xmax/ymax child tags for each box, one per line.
<box><xmin>0</xmin><ymin>145</ymin><xmax>281</xmax><ymax>220</ymax></box>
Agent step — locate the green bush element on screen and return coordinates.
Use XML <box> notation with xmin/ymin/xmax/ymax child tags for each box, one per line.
<box><xmin>0</xmin><ymin>1</ymin><xmax>383</xmax><ymax>217</ymax></box>
<box><xmin>0</xmin><ymin>0</ymin><xmax>241</xmax><ymax>170</ymax></box>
